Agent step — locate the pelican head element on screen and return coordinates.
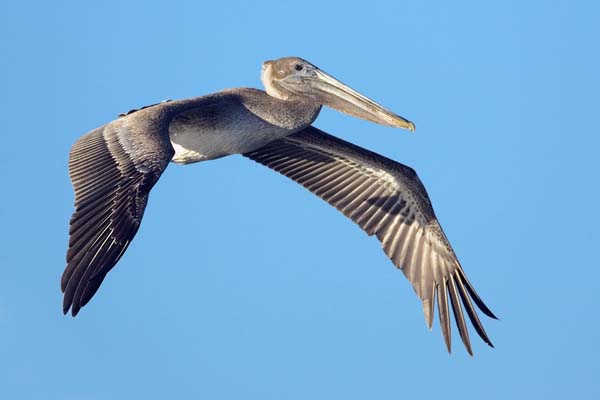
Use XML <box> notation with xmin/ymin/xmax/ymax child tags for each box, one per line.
<box><xmin>261</xmin><ymin>57</ymin><xmax>415</xmax><ymax>131</ymax></box>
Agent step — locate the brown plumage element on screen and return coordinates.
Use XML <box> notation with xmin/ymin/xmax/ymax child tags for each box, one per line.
<box><xmin>63</xmin><ymin>56</ymin><xmax>496</xmax><ymax>354</ymax></box>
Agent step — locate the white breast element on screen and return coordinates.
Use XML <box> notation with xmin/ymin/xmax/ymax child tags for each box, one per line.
<box><xmin>169</xmin><ymin>124</ymin><xmax>293</xmax><ymax>165</ymax></box>
<box><xmin>167</xmin><ymin>90</ymin><xmax>309</xmax><ymax>165</ymax></box>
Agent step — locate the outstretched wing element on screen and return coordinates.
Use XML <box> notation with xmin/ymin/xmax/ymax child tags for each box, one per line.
<box><xmin>62</xmin><ymin>114</ymin><xmax>174</xmax><ymax>316</ymax></box>
<box><xmin>244</xmin><ymin>126</ymin><xmax>496</xmax><ymax>354</ymax></box>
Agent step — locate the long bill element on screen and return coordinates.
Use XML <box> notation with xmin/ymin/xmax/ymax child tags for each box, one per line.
<box><xmin>306</xmin><ymin>69</ymin><xmax>416</xmax><ymax>131</ymax></box>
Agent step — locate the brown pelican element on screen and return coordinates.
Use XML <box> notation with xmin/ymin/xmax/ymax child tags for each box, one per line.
<box><xmin>63</xmin><ymin>57</ymin><xmax>496</xmax><ymax>354</ymax></box>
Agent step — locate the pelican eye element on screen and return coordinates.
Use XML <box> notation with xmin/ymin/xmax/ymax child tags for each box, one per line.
<box><xmin>294</xmin><ymin>64</ymin><xmax>303</xmax><ymax>71</ymax></box>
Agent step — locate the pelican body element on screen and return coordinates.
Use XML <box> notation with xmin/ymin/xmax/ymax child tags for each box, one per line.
<box><xmin>63</xmin><ymin>57</ymin><xmax>496</xmax><ymax>355</ymax></box>
<box><xmin>168</xmin><ymin>88</ymin><xmax>320</xmax><ymax>163</ymax></box>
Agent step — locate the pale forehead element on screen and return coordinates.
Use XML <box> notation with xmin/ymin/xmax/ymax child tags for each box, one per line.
<box><xmin>263</xmin><ymin>57</ymin><xmax>312</xmax><ymax>67</ymax></box>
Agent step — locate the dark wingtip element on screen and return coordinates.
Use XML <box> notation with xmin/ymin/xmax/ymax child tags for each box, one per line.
<box><xmin>480</xmin><ymin>330</ymin><xmax>495</xmax><ymax>348</ymax></box>
<box><xmin>479</xmin><ymin>306</ymin><xmax>498</xmax><ymax>320</ymax></box>
<box><xmin>62</xmin><ymin>303</ymin><xmax>79</xmax><ymax>317</ymax></box>
<box><xmin>60</xmin><ymin>268</ymin><xmax>70</xmax><ymax>293</ymax></box>
<box><xmin>459</xmin><ymin>269</ymin><xmax>498</xmax><ymax>320</ymax></box>
<box><xmin>63</xmin><ymin>296</ymin><xmax>80</xmax><ymax>317</ymax></box>
<box><xmin>443</xmin><ymin>339</ymin><xmax>452</xmax><ymax>355</ymax></box>
<box><xmin>447</xmin><ymin>275</ymin><xmax>474</xmax><ymax>356</ymax></box>
<box><xmin>71</xmin><ymin>301</ymin><xmax>81</xmax><ymax>317</ymax></box>
<box><xmin>62</xmin><ymin>296</ymin><xmax>71</xmax><ymax>315</ymax></box>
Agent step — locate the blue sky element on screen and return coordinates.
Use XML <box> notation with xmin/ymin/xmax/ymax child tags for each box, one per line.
<box><xmin>1</xmin><ymin>1</ymin><xmax>599</xmax><ymax>399</ymax></box>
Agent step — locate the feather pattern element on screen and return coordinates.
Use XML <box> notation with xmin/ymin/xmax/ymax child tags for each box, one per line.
<box><xmin>62</xmin><ymin>113</ymin><xmax>174</xmax><ymax>315</ymax></box>
<box><xmin>244</xmin><ymin>126</ymin><xmax>497</xmax><ymax>354</ymax></box>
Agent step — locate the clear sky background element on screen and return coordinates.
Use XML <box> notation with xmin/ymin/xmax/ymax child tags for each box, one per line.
<box><xmin>1</xmin><ymin>1</ymin><xmax>599</xmax><ymax>399</ymax></box>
